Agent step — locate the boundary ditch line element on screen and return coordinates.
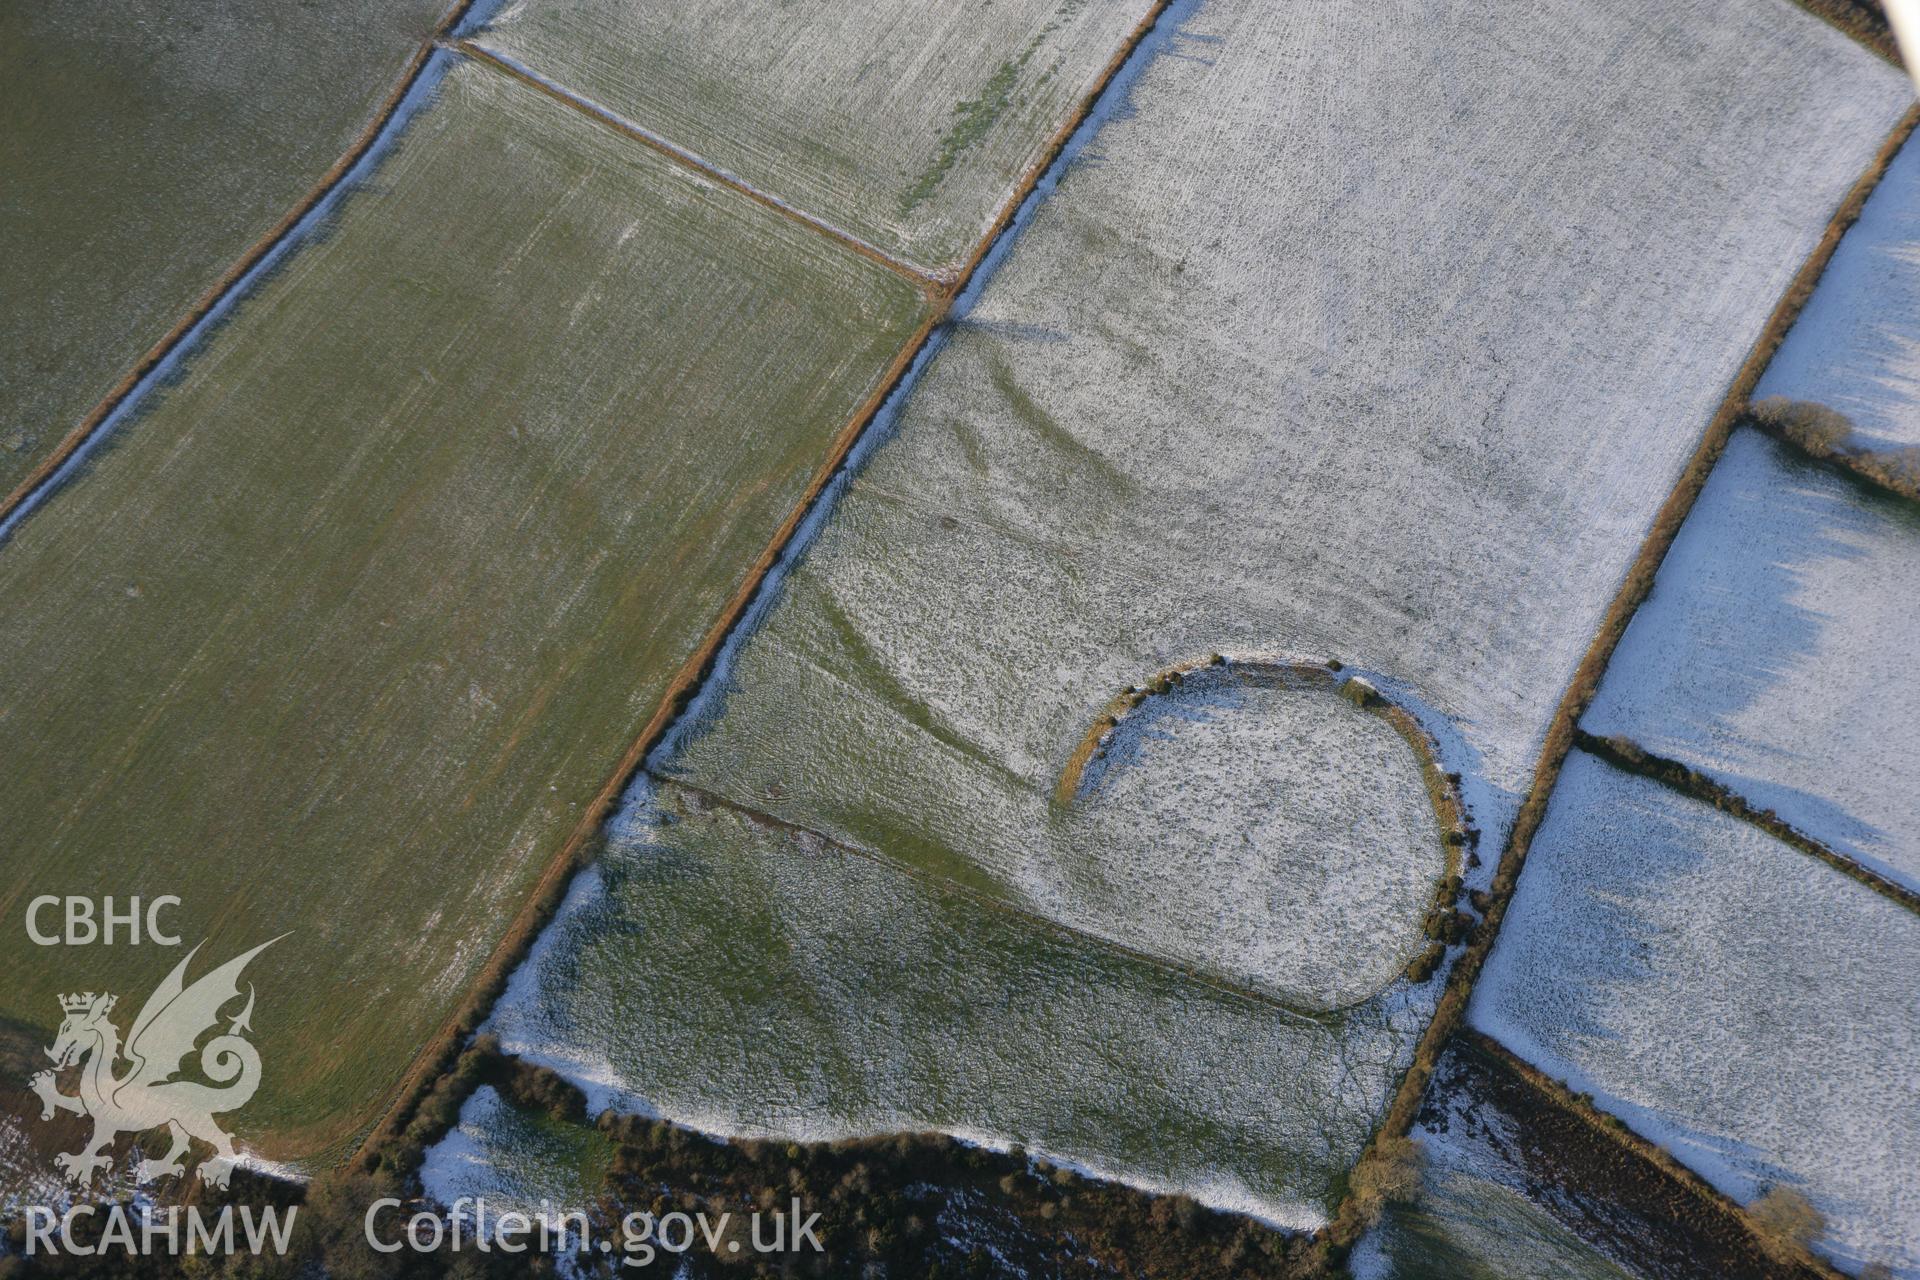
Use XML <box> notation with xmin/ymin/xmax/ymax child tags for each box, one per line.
<box><xmin>353</xmin><ymin>0</ymin><xmax>1178</xmax><ymax>1174</ymax></box>
<box><xmin>451</xmin><ymin>39</ymin><xmax>940</xmax><ymax>292</ymax></box>
<box><xmin>1576</xmin><ymin>732</ymin><xmax>1920</xmax><ymax>916</ymax></box>
<box><xmin>0</xmin><ymin>0</ymin><xmax>482</xmax><ymax>535</ymax></box>
<box><xmin>1325</xmin><ymin>101</ymin><xmax>1920</xmax><ymax>1251</ymax></box>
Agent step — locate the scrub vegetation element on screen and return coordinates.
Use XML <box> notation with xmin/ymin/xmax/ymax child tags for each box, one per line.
<box><xmin>414</xmin><ymin>1046</ymin><xmax>1334</xmax><ymax>1280</ymax></box>
<box><xmin>1749</xmin><ymin>397</ymin><xmax>1920</xmax><ymax>502</ymax></box>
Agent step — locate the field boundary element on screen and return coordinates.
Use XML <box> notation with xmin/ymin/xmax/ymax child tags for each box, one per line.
<box><xmin>938</xmin><ymin>2</ymin><xmax>1176</xmax><ymax>292</ymax></box>
<box><xmin>451</xmin><ymin>40</ymin><xmax>939</xmax><ymax>291</ymax></box>
<box><xmin>1457</xmin><ymin>1031</ymin><xmax>1840</xmax><ymax>1280</ymax></box>
<box><xmin>1326</xmin><ymin>101</ymin><xmax>1920</xmax><ymax>1250</ymax></box>
<box><xmin>1576</xmin><ymin>733</ymin><xmax>1920</xmax><ymax>916</ymax></box>
<box><xmin>0</xmin><ymin>0</ymin><xmax>480</xmax><ymax>537</ymax></box>
<box><xmin>1746</xmin><ymin>411</ymin><xmax>1920</xmax><ymax>506</ymax></box>
<box><xmin>346</xmin><ymin>307</ymin><xmax>940</xmax><ymax>1169</ymax></box>
<box><xmin>353</xmin><ymin>0</ymin><xmax>1178</xmax><ymax>1173</ymax></box>
<box><xmin>1789</xmin><ymin>0</ymin><xmax>1901</xmax><ymax>63</ymax></box>
<box><xmin>655</xmin><ymin>775</ymin><xmax>1336</xmax><ymax>1025</ymax></box>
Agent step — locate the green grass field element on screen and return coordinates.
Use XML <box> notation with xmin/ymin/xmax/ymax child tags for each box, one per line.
<box><xmin>0</xmin><ymin>57</ymin><xmax>927</xmax><ymax>1162</ymax></box>
<box><xmin>469</xmin><ymin>0</ymin><xmax>1158</xmax><ymax>272</ymax></box>
<box><xmin>0</xmin><ymin>0</ymin><xmax>447</xmax><ymax>502</ymax></box>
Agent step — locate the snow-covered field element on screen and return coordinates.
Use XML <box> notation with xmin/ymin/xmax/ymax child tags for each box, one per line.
<box><xmin>674</xmin><ymin>642</ymin><xmax>1446</xmax><ymax>1008</ymax></box>
<box><xmin>459</xmin><ymin>0</ymin><xmax>1915</xmax><ymax>1231</ymax></box>
<box><xmin>467</xmin><ymin>0</ymin><xmax>1158</xmax><ymax>272</ymax></box>
<box><xmin>663</xmin><ymin>0</ymin><xmax>1904</xmax><ymax>1001</ymax></box>
<box><xmin>1584</xmin><ymin>428</ymin><xmax>1920</xmax><ymax>892</ymax></box>
<box><xmin>1470</xmin><ymin>752</ymin><xmax>1920</xmax><ymax>1278</ymax></box>
<box><xmin>483</xmin><ymin>781</ymin><xmax>1431</xmax><ymax>1229</ymax></box>
<box><xmin>1756</xmin><ymin>135</ymin><xmax>1920</xmax><ymax>448</ymax></box>
<box><xmin>1063</xmin><ymin>664</ymin><xmax>1444</xmax><ymax>1008</ymax></box>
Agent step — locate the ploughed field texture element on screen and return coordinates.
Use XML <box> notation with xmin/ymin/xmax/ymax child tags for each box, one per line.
<box><xmin>1469</xmin><ymin>753</ymin><xmax>1920</xmax><ymax>1278</ymax></box>
<box><xmin>1754</xmin><ymin>135</ymin><xmax>1920</xmax><ymax>448</ymax></box>
<box><xmin>657</xmin><ymin>0</ymin><xmax>1903</xmax><ymax>1005</ymax></box>
<box><xmin>1352</xmin><ymin>1047</ymin><xmax>1641</xmax><ymax>1280</ymax></box>
<box><xmin>0</xmin><ymin>57</ymin><xmax>927</xmax><ymax>1159</ymax></box>
<box><xmin>486</xmin><ymin>781</ymin><xmax>1430</xmax><ymax>1230</ymax></box>
<box><xmin>0</xmin><ymin>0</ymin><xmax>448</xmax><ymax>500</ymax></box>
<box><xmin>422</xmin><ymin>1085</ymin><xmax>614</xmax><ymax>1220</ymax></box>
<box><xmin>1583</xmin><ymin>428</ymin><xmax>1920</xmax><ymax>892</ymax></box>
<box><xmin>467</xmin><ymin>0</ymin><xmax>1157</xmax><ymax>273</ymax></box>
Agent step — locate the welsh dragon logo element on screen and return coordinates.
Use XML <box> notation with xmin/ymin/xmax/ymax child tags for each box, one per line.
<box><xmin>28</xmin><ymin>937</ymin><xmax>281</xmax><ymax>1190</ymax></box>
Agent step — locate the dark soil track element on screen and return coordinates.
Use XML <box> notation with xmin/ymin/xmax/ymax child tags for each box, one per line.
<box><xmin>1432</xmin><ymin>1033</ymin><xmax>1832</xmax><ymax>1280</ymax></box>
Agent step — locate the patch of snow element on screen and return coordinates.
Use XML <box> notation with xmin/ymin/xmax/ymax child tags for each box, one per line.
<box><xmin>1471</xmin><ymin>752</ymin><xmax>1920</xmax><ymax>1278</ymax></box>
<box><xmin>1756</xmin><ymin>135</ymin><xmax>1920</xmax><ymax>449</ymax></box>
<box><xmin>1584</xmin><ymin>428</ymin><xmax>1920</xmax><ymax>893</ymax></box>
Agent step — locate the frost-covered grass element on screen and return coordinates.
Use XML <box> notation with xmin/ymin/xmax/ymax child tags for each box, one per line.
<box><xmin>0</xmin><ymin>59</ymin><xmax>926</xmax><ymax>1158</ymax></box>
<box><xmin>1470</xmin><ymin>753</ymin><xmax>1920</xmax><ymax>1278</ymax></box>
<box><xmin>674</xmin><ymin>638</ymin><xmax>1445</xmax><ymax>1009</ymax></box>
<box><xmin>1066</xmin><ymin>664</ymin><xmax>1444</xmax><ymax>1007</ymax></box>
<box><xmin>468</xmin><ymin>0</ymin><xmax>1158</xmax><ymax>271</ymax></box>
<box><xmin>1756</xmin><ymin>134</ymin><xmax>1920</xmax><ymax>449</ymax></box>
<box><xmin>485</xmin><ymin>782</ymin><xmax>1429</xmax><ymax>1229</ymax></box>
<box><xmin>419</xmin><ymin>1086</ymin><xmax>613</xmax><ymax>1224</ymax></box>
<box><xmin>1583</xmin><ymin>428</ymin><xmax>1920</xmax><ymax>893</ymax></box>
<box><xmin>496</xmin><ymin>0</ymin><xmax>1915</xmax><ymax>1223</ymax></box>
<box><xmin>660</xmin><ymin>0</ymin><xmax>1902</xmax><ymax>1010</ymax></box>
<box><xmin>0</xmin><ymin>0</ymin><xmax>447</xmax><ymax>501</ymax></box>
